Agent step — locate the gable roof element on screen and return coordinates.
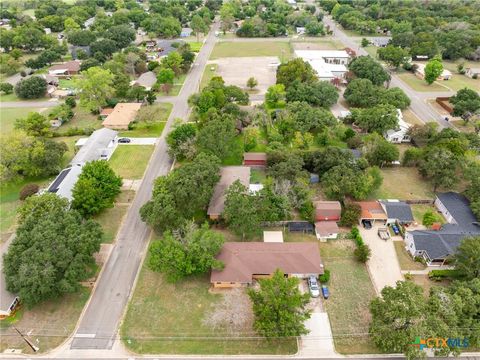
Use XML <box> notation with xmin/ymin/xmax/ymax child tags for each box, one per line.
<box><xmin>71</xmin><ymin>128</ymin><xmax>117</xmax><ymax>165</ymax></box>
<box><xmin>243</xmin><ymin>152</ymin><xmax>267</xmax><ymax>161</ymax></box>
<box><xmin>47</xmin><ymin>164</ymin><xmax>84</xmax><ymax>202</ymax></box>
<box><xmin>315</xmin><ymin>221</ymin><xmax>339</xmax><ymax>236</ymax></box>
<box><xmin>211</xmin><ymin>242</ymin><xmax>323</xmax><ymax>283</ymax></box>
<box><xmin>49</xmin><ymin>60</ymin><xmax>81</xmax><ymax>73</ymax></box>
<box><xmin>134</xmin><ymin>71</ymin><xmax>157</xmax><ymax>88</ymax></box>
<box><xmin>436</xmin><ymin>192</ymin><xmax>479</xmax><ymax>227</ymax></box>
<box><xmin>357</xmin><ymin>201</ymin><xmax>387</xmax><ymax>220</ymax></box>
<box><xmin>314</xmin><ymin>201</ymin><xmax>341</xmax><ymax>219</ymax></box>
<box><xmin>381</xmin><ymin>201</ymin><xmax>414</xmax><ymax>222</ymax></box>
<box><xmin>409</xmin><ymin>230</ymin><xmax>465</xmax><ymax>260</ymax></box>
<box><xmin>207</xmin><ymin>166</ymin><xmax>251</xmax><ymax>217</ymax></box>
<box><xmin>102</xmin><ymin>103</ymin><xmax>142</xmax><ymax>129</ymax></box>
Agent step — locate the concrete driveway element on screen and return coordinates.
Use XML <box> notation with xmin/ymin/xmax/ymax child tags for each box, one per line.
<box><xmin>358</xmin><ymin>225</ymin><xmax>404</xmax><ymax>294</ymax></box>
<box><xmin>118</xmin><ymin>137</ymin><xmax>157</xmax><ymax>145</ymax></box>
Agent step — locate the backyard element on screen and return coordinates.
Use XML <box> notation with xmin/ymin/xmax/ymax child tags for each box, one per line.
<box><xmin>118</xmin><ymin>103</ymin><xmax>172</xmax><ymax>137</ymax></box>
<box><xmin>121</xmin><ymin>268</ymin><xmax>297</xmax><ymax>355</ymax></box>
<box><xmin>396</xmin><ymin>72</ymin><xmax>448</xmax><ymax>92</ymax></box>
<box><xmin>371</xmin><ymin>167</ymin><xmax>434</xmax><ymax>200</ymax></box>
<box><xmin>0</xmin><ymin>288</ymin><xmax>91</xmax><ymax>354</ymax></box>
<box><xmin>0</xmin><ymin>107</ymin><xmax>46</xmax><ymax>135</ymax></box>
<box><xmin>210</xmin><ymin>41</ymin><xmax>292</xmax><ymax>60</ymax></box>
<box><xmin>109</xmin><ymin>145</ymin><xmax>155</xmax><ymax>179</ymax></box>
<box><xmin>55</xmin><ymin>106</ymin><xmax>102</xmax><ymax>133</ymax></box>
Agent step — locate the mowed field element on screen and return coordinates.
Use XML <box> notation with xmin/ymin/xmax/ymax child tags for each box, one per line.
<box><xmin>109</xmin><ymin>145</ymin><xmax>155</xmax><ymax>179</ymax></box>
<box><xmin>210</xmin><ymin>41</ymin><xmax>292</xmax><ymax>60</ymax></box>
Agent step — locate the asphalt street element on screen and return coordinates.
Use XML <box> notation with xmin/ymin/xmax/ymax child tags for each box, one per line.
<box><xmin>69</xmin><ymin>21</ymin><xmax>221</xmax><ymax>350</ymax></box>
<box><xmin>321</xmin><ymin>15</ymin><xmax>453</xmax><ymax>129</ymax></box>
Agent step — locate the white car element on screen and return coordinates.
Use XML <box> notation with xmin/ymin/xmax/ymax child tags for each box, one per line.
<box><xmin>307</xmin><ymin>276</ymin><xmax>320</xmax><ymax>298</ymax></box>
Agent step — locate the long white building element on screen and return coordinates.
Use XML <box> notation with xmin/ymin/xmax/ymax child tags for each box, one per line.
<box><xmin>294</xmin><ymin>50</ymin><xmax>350</xmax><ymax>81</ymax></box>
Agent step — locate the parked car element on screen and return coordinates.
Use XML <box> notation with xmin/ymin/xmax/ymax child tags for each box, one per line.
<box><xmin>307</xmin><ymin>276</ymin><xmax>320</xmax><ymax>298</ymax></box>
<box><xmin>362</xmin><ymin>219</ymin><xmax>372</xmax><ymax>229</ymax></box>
<box><xmin>321</xmin><ymin>285</ymin><xmax>329</xmax><ymax>299</ymax></box>
<box><xmin>392</xmin><ymin>224</ymin><xmax>400</xmax><ymax>235</ymax></box>
<box><xmin>118</xmin><ymin>138</ymin><xmax>131</xmax><ymax>143</ymax></box>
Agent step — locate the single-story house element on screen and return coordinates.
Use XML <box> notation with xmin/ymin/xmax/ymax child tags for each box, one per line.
<box><xmin>263</xmin><ymin>231</ymin><xmax>284</xmax><ymax>243</ymax></box>
<box><xmin>405</xmin><ymin>192</ymin><xmax>480</xmax><ymax>266</ymax></box>
<box><xmin>134</xmin><ymin>71</ymin><xmax>157</xmax><ymax>90</ymax></box>
<box><xmin>315</xmin><ymin>221</ymin><xmax>339</xmax><ymax>241</ymax></box>
<box><xmin>380</xmin><ymin>200</ymin><xmax>414</xmax><ymax>225</ymax></box>
<box><xmin>47</xmin><ymin>163</ymin><xmax>84</xmax><ymax>202</ymax></box>
<box><xmin>415</xmin><ymin>63</ymin><xmax>452</xmax><ymax>80</ymax></box>
<box><xmin>295</xmin><ymin>50</ymin><xmax>350</xmax><ymax>82</ymax></box>
<box><xmin>157</xmin><ymin>40</ymin><xmax>183</xmax><ymax>57</ymax></box>
<box><xmin>243</xmin><ymin>152</ymin><xmax>267</xmax><ymax>167</ymax></box>
<box><xmin>48</xmin><ymin>60</ymin><xmax>81</xmax><ymax>77</ymax></box>
<box><xmin>296</xmin><ymin>27</ymin><xmax>306</xmax><ymax>35</ymax></box>
<box><xmin>210</xmin><ymin>242</ymin><xmax>323</xmax><ymax>288</ymax></box>
<box><xmin>99</xmin><ymin>108</ymin><xmax>114</xmax><ymax>119</ymax></box>
<box><xmin>44</xmin><ymin>74</ymin><xmax>59</xmax><ymax>86</ymax></box>
<box><xmin>384</xmin><ymin>109</ymin><xmax>411</xmax><ymax>143</ymax></box>
<box><xmin>465</xmin><ymin>68</ymin><xmax>480</xmax><ymax>78</ymax></box>
<box><xmin>102</xmin><ymin>103</ymin><xmax>142</xmax><ymax>130</ymax></box>
<box><xmin>71</xmin><ymin>128</ymin><xmax>118</xmax><ymax>165</ymax></box>
<box><xmin>314</xmin><ymin>201</ymin><xmax>341</xmax><ymax>222</ymax></box>
<box><xmin>357</xmin><ymin>201</ymin><xmax>387</xmax><ymax>225</ymax></box>
<box><xmin>207</xmin><ymin>166</ymin><xmax>251</xmax><ymax>220</ymax></box>
<box><xmin>180</xmin><ymin>27</ymin><xmax>192</xmax><ymax>37</ymax></box>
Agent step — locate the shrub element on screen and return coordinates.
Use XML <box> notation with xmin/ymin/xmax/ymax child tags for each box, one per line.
<box><xmin>0</xmin><ymin>82</ymin><xmax>14</xmax><ymax>94</ymax></box>
<box><xmin>339</xmin><ymin>203</ymin><xmax>361</xmax><ymax>227</ymax></box>
<box><xmin>65</xmin><ymin>97</ymin><xmax>76</xmax><ymax>108</ymax></box>
<box><xmin>319</xmin><ymin>269</ymin><xmax>330</xmax><ymax>283</ymax></box>
<box><xmin>15</xmin><ymin>76</ymin><xmax>47</xmax><ymax>99</ymax></box>
<box><xmin>354</xmin><ymin>243</ymin><xmax>371</xmax><ymax>262</ymax></box>
<box><xmin>428</xmin><ymin>269</ymin><xmax>461</xmax><ymax>280</ymax></box>
<box><xmin>422</xmin><ymin>210</ymin><xmax>438</xmax><ymax>227</ymax></box>
<box><xmin>19</xmin><ymin>184</ymin><xmax>39</xmax><ymax>200</ymax></box>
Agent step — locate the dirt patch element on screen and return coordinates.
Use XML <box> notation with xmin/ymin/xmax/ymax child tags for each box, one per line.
<box><xmin>202</xmin><ymin>288</ymin><xmax>253</xmax><ymax>335</ymax></box>
<box><xmin>210</xmin><ymin>57</ymin><xmax>278</xmax><ymax>96</ymax></box>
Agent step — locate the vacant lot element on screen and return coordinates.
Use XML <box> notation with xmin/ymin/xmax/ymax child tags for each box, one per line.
<box><xmin>200</xmin><ymin>64</ymin><xmax>218</xmax><ymax>89</ymax></box>
<box><xmin>211</xmin><ymin>41</ymin><xmax>292</xmax><ymax>60</ymax></box>
<box><xmin>393</xmin><ymin>241</ymin><xmax>426</xmax><ymax>271</ymax></box>
<box><xmin>0</xmin><ymin>107</ymin><xmax>45</xmax><ymax>135</ymax></box>
<box><xmin>396</xmin><ymin>72</ymin><xmax>447</xmax><ymax>92</ymax></box>
<box><xmin>292</xmin><ymin>39</ymin><xmax>345</xmax><ymax>51</ymax></box>
<box><xmin>285</xmin><ymin>234</ymin><xmax>379</xmax><ymax>354</ymax></box>
<box><xmin>57</xmin><ymin>107</ymin><xmax>102</xmax><ymax>133</ymax></box>
<box><xmin>121</xmin><ymin>268</ymin><xmax>297</xmax><ymax>355</ymax></box>
<box><xmin>371</xmin><ymin>167</ymin><xmax>434</xmax><ymax>201</ymax></box>
<box><xmin>109</xmin><ymin>145</ymin><xmax>154</xmax><ymax>179</ymax></box>
<box><xmin>0</xmin><ymin>288</ymin><xmax>91</xmax><ymax>354</ymax></box>
<box><xmin>213</xmin><ymin>57</ymin><xmax>278</xmax><ymax>95</ymax></box>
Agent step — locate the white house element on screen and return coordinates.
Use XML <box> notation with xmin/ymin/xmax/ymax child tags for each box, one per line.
<box><xmin>465</xmin><ymin>68</ymin><xmax>480</xmax><ymax>78</ymax></box>
<box><xmin>296</xmin><ymin>27</ymin><xmax>306</xmax><ymax>35</ymax></box>
<box><xmin>384</xmin><ymin>109</ymin><xmax>411</xmax><ymax>143</ymax></box>
<box><xmin>295</xmin><ymin>50</ymin><xmax>350</xmax><ymax>82</ymax></box>
<box><xmin>415</xmin><ymin>63</ymin><xmax>452</xmax><ymax>80</ymax></box>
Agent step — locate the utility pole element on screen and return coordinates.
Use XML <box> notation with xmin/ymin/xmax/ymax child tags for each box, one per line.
<box><xmin>12</xmin><ymin>326</ymin><xmax>39</xmax><ymax>353</ymax></box>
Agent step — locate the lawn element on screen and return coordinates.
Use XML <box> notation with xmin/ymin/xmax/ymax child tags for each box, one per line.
<box><xmin>58</xmin><ymin>78</ymin><xmax>75</xmax><ymax>89</ymax></box>
<box><xmin>200</xmin><ymin>64</ymin><xmax>218</xmax><ymax>90</ymax></box>
<box><xmin>187</xmin><ymin>41</ymin><xmax>203</xmax><ymax>52</ymax></box>
<box><xmin>0</xmin><ymin>288</ymin><xmax>91</xmax><ymax>354</ymax></box>
<box><xmin>410</xmin><ymin>275</ymin><xmax>450</xmax><ymax>297</ymax></box>
<box><xmin>363</xmin><ymin>45</ymin><xmax>378</xmax><ymax>58</ymax></box>
<box><xmin>250</xmin><ymin>168</ymin><xmax>267</xmax><ymax>184</ymax></box>
<box><xmin>210</xmin><ymin>41</ymin><xmax>292</xmax><ymax>60</ymax></box>
<box><xmin>121</xmin><ymin>268</ymin><xmax>297</xmax><ymax>355</ymax></box>
<box><xmin>94</xmin><ymin>204</ymin><xmax>128</xmax><ymax>243</ymax></box>
<box><xmin>109</xmin><ymin>145</ymin><xmax>154</xmax><ymax>179</ymax></box>
<box><xmin>441</xmin><ymin>61</ymin><xmax>480</xmax><ymax>92</ymax></box>
<box><xmin>285</xmin><ymin>234</ymin><xmax>379</xmax><ymax>354</ymax></box>
<box><xmin>56</xmin><ymin>106</ymin><xmax>102</xmax><ymax>133</ymax></box>
<box><xmin>0</xmin><ymin>107</ymin><xmax>45</xmax><ymax>135</ymax></box>
<box><xmin>118</xmin><ymin>103</ymin><xmax>172</xmax><ymax>137</ymax></box>
<box><xmin>410</xmin><ymin>204</ymin><xmax>444</xmax><ymax>225</ymax></box>
<box><xmin>371</xmin><ymin>167</ymin><xmax>434</xmax><ymax>201</ymax></box>
<box><xmin>393</xmin><ymin>241</ymin><xmax>426</xmax><ymax>271</ymax></box>
<box><xmin>157</xmin><ymin>74</ymin><xmax>187</xmax><ymax>96</ymax></box>
<box><xmin>402</xmin><ymin>109</ymin><xmax>423</xmax><ymax>126</ymax></box>
<box><xmin>396</xmin><ymin>72</ymin><xmax>448</xmax><ymax>92</ymax></box>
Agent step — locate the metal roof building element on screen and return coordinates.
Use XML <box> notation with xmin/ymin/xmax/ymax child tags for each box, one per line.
<box><xmin>71</xmin><ymin>128</ymin><xmax>118</xmax><ymax>165</ymax></box>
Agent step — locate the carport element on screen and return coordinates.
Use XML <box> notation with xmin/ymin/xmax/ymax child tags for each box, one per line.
<box><xmin>356</xmin><ymin>201</ymin><xmax>387</xmax><ymax>226</ymax></box>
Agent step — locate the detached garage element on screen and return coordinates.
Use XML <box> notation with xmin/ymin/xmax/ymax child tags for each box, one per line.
<box><xmin>243</xmin><ymin>152</ymin><xmax>267</xmax><ymax>167</ymax></box>
<box><xmin>357</xmin><ymin>201</ymin><xmax>387</xmax><ymax>226</ymax></box>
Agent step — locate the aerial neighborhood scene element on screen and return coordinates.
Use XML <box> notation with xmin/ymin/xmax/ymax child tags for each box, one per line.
<box><xmin>1</xmin><ymin>0</ymin><xmax>480</xmax><ymax>359</ymax></box>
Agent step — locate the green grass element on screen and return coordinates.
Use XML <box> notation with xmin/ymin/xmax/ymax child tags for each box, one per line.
<box><xmin>58</xmin><ymin>78</ymin><xmax>75</xmax><ymax>89</ymax></box>
<box><xmin>0</xmin><ymin>288</ymin><xmax>91</xmax><ymax>354</ymax></box>
<box><xmin>187</xmin><ymin>41</ymin><xmax>203</xmax><ymax>52</ymax></box>
<box><xmin>54</xmin><ymin>135</ymin><xmax>82</xmax><ymax>167</ymax></box>
<box><xmin>121</xmin><ymin>268</ymin><xmax>297</xmax><ymax>355</ymax></box>
<box><xmin>396</xmin><ymin>72</ymin><xmax>448</xmax><ymax>92</ymax></box>
<box><xmin>410</xmin><ymin>204</ymin><xmax>444</xmax><ymax>225</ymax></box>
<box><xmin>0</xmin><ymin>107</ymin><xmax>45</xmax><ymax>134</ymax></box>
<box><xmin>284</xmin><ymin>233</ymin><xmax>379</xmax><ymax>354</ymax></box>
<box><xmin>250</xmin><ymin>169</ymin><xmax>267</xmax><ymax>184</ymax></box>
<box><xmin>56</xmin><ymin>106</ymin><xmax>102</xmax><ymax>132</ymax></box>
<box><xmin>200</xmin><ymin>64</ymin><xmax>218</xmax><ymax>90</ymax></box>
<box><xmin>157</xmin><ymin>74</ymin><xmax>187</xmax><ymax>96</ymax></box>
<box><xmin>393</xmin><ymin>241</ymin><xmax>426</xmax><ymax>271</ymax></box>
<box><xmin>109</xmin><ymin>145</ymin><xmax>154</xmax><ymax>179</ymax></box>
<box><xmin>363</xmin><ymin>45</ymin><xmax>378</xmax><ymax>58</ymax></box>
<box><xmin>0</xmin><ymin>92</ymin><xmax>49</xmax><ymax>102</ymax></box>
<box><xmin>371</xmin><ymin>167</ymin><xmax>434</xmax><ymax>201</ymax></box>
<box><xmin>210</xmin><ymin>42</ymin><xmax>292</xmax><ymax>60</ymax></box>
<box><xmin>94</xmin><ymin>204</ymin><xmax>128</xmax><ymax>243</ymax></box>
<box><xmin>117</xmin><ymin>103</ymin><xmax>172</xmax><ymax>137</ymax></box>
<box><xmin>119</xmin><ymin>122</ymin><xmax>167</xmax><ymax>137</ymax></box>
<box><xmin>441</xmin><ymin>60</ymin><xmax>480</xmax><ymax>92</ymax></box>
<box><xmin>222</xmin><ymin>136</ymin><xmax>244</xmax><ymax>165</ymax></box>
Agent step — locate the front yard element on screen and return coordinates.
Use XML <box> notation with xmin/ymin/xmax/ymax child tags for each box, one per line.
<box><xmin>396</xmin><ymin>72</ymin><xmax>447</xmax><ymax>92</ymax></box>
<box><xmin>0</xmin><ymin>107</ymin><xmax>46</xmax><ymax>135</ymax></box>
<box><xmin>393</xmin><ymin>241</ymin><xmax>426</xmax><ymax>271</ymax></box>
<box><xmin>121</xmin><ymin>268</ymin><xmax>297</xmax><ymax>355</ymax></box>
<box><xmin>118</xmin><ymin>103</ymin><xmax>172</xmax><ymax>137</ymax></box>
<box><xmin>108</xmin><ymin>145</ymin><xmax>155</xmax><ymax>179</ymax></box>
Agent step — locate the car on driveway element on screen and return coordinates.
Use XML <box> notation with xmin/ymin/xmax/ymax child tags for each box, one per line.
<box><xmin>321</xmin><ymin>285</ymin><xmax>329</xmax><ymax>299</ymax></box>
<box><xmin>307</xmin><ymin>276</ymin><xmax>320</xmax><ymax>298</ymax></box>
<box><xmin>362</xmin><ymin>219</ymin><xmax>372</xmax><ymax>229</ymax></box>
<box><xmin>118</xmin><ymin>138</ymin><xmax>131</xmax><ymax>143</ymax></box>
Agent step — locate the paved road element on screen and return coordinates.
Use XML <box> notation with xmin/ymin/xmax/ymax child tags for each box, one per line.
<box><xmin>69</xmin><ymin>21</ymin><xmax>220</xmax><ymax>350</ymax></box>
<box><xmin>322</xmin><ymin>15</ymin><xmax>452</xmax><ymax>129</ymax></box>
<box><xmin>0</xmin><ymin>100</ymin><xmax>59</xmax><ymax>108</ymax></box>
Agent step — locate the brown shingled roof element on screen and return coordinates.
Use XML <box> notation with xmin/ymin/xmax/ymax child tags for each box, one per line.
<box><xmin>210</xmin><ymin>242</ymin><xmax>323</xmax><ymax>283</ymax></box>
<box><xmin>357</xmin><ymin>201</ymin><xmax>387</xmax><ymax>220</ymax></box>
<box><xmin>243</xmin><ymin>152</ymin><xmax>267</xmax><ymax>161</ymax></box>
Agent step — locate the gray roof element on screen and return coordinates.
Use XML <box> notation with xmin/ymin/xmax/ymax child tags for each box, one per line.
<box><xmin>71</xmin><ymin>128</ymin><xmax>117</xmax><ymax>165</ymax></box>
<box><xmin>156</xmin><ymin>40</ymin><xmax>183</xmax><ymax>56</ymax></box>
<box><xmin>47</xmin><ymin>163</ymin><xmax>84</xmax><ymax>202</ymax></box>
<box><xmin>410</xmin><ymin>230</ymin><xmax>464</xmax><ymax>260</ymax></box>
<box><xmin>436</xmin><ymin>192</ymin><xmax>479</xmax><ymax>227</ymax></box>
<box><xmin>135</xmin><ymin>71</ymin><xmax>157</xmax><ymax>88</ymax></box>
<box><xmin>382</xmin><ymin>201</ymin><xmax>414</xmax><ymax>223</ymax></box>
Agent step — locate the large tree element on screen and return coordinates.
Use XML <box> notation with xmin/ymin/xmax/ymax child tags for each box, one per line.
<box><xmin>454</xmin><ymin>236</ymin><xmax>480</xmax><ymax>280</ymax></box>
<box><xmin>286</xmin><ymin>80</ymin><xmax>339</xmax><ymax>108</ymax></box>
<box><xmin>351</xmin><ymin>104</ymin><xmax>398</xmax><ymax>134</ymax></box>
<box><xmin>378</xmin><ymin>45</ymin><xmax>409</xmax><ymax>68</ymax></box>
<box><xmin>105</xmin><ymin>25</ymin><xmax>136</xmax><ymax>49</ymax></box>
<box><xmin>248</xmin><ymin>269</ymin><xmax>311</xmax><ymax>337</ymax></box>
<box><xmin>343</xmin><ymin>78</ymin><xmax>378</xmax><ymax>107</ymax></box>
<box><xmin>15</xmin><ymin>76</ymin><xmax>47</xmax><ymax>99</ymax></box>
<box><xmin>363</xmin><ymin>133</ymin><xmax>400</xmax><ymax>167</ymax></box>
<box><xmin>424</xmin><ymin>57</ymin><xmax>443</xmax><ymax>85</ymax></box>
<box><xmin>196</xmin><ymin>113</ymin><xmax>237</xmax><ymax>160</ymax></box>
<box><xmin>148</xmin><ymin>222</ymin><xmax>224</xmax><ymax>282</ymax></box>
<box><xmin>348</xmin><ymin>55</ymin><xmax>390</xmax><ymax>86</ymax></box>
<box><xmin>14</xmin><ymin>112</ymin><xmax>51</xmax><ymax>137</ymax></box>
<box><xmin>72</xmin><ymin>160</ymin><xmax>122</xmax><ymax>217</ymax></box>
<box><xmin>450</xmin><ymin>88</ymin><xmax>480</xmax><ymax>120</ymax></box>
<box><xmin>223</xmin><ymin>180</ymin><xmax>262</xmax><ymax>239</ymax></box>
<box><xmin>276</xmin><ymin>58</ymin><xmax>317</xmax><ymax>88</ymax></box>
<box><xmin>418</xmin><ymin>147</ymin><xmax>459</xmax><ymax>191</ymax></box>
<box><xmin>190</xmin><ymin>14</ymin><xmax>208</xmax><ymax>42</ymax></box>
<box><xmin>166</xmin><ymin>123</ymin><xmax>197</xmax><ymax>160</ymax></box>
<box><xmin>3</xmin><ymin>193</ymin><xmax>102</xmax><ymax>307</ymax></box>
<box><xmin>75</xmin><ymin>66</ymin><xmax>115</xmax><ymax>112</ymax></box>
